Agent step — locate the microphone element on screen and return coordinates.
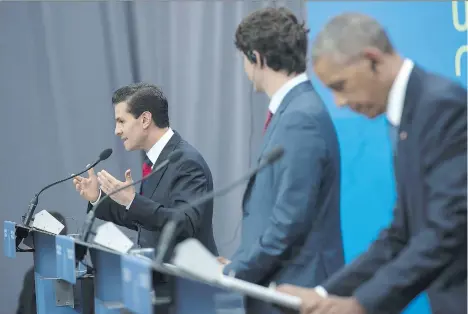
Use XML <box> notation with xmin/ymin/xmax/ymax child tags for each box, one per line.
<box><xmin>80</xmin><ymin>150</ymin><xmax>183</xmax><ymax>243</ymax></box>
<box><xmin>155</xmin><ymin>146</ymin><xmax>284</xmax><ymax>263</ymax></box>
<box><xmin>21</xmin><ymin>148</ymin><xmax>113</xmax><ymax>228</ymax></box>
<box><xmin>179</xmin><ymin>145</ymin><xmax>283</xmax><ymax>213</ymax></box>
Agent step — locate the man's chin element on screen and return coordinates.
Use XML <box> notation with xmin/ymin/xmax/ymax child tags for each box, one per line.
<box><xmin>123</xmin><ymin>141</ymin><xmax>134</xmax><ymax>151</ymax></box>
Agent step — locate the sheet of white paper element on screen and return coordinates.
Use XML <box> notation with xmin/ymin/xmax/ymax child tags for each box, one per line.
<box><xmin>93</xmin><ymin>222</ymin><xmax>134</xmax><ymax>254</ymax></box>
<box><xmin>172</xmin><ymin>238</ymin><xmax>301</xmax><ymax>310</ymax></box>
<box><xmin>32</xmin><ymin>210</ymin><xmax>64</xmax><ymax>235</ymax></box>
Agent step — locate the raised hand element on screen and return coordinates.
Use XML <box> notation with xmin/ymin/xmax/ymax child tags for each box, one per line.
<box><xmin>73</xmin><ymin>168</ymin><xmax>100</xmax><ymax>202</ymax></box>
<box><xmin>97</xmin><ymin>169</ymin><xmax>136</xmax><ymax>207</ymax></box>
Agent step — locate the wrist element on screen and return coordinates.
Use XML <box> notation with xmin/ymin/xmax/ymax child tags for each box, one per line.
<box><xmin>125</xmin><ymin>193</ymin><xmax>136</xmax><ymax>209</ymax></box>
<box><xmin>90</xmin><ymin>189</ymin><xmax>101</xmax><ymax>204</ymax></box>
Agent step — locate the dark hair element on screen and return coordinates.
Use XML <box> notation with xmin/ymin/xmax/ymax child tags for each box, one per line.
<box><xmin>235</xmin><ymin>7</ymin><xmax>309</xmax><ymax>75</ymax></box>
<box><xmin>111</xmin><ymin>83</ymin><xmax>169</xmax><ymax>128</ymax></box>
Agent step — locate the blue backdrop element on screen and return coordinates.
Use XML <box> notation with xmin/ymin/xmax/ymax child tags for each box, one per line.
<box><xmin>307</xmin><ymin>2</ymin><xmax>467</xmax><ymax>314</ymax></box>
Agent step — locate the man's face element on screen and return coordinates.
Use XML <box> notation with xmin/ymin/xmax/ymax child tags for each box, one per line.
<box><xmin>313</xmin><ymin>57</ymin><xmax>387</xmax><ymax>118</ymax></box>
<box><xmin>114</xmin><ymin>102</ymin><xmax>145</xmax><ymax>151</ymax></box>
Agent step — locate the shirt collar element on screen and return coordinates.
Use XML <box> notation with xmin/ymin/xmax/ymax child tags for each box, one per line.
<box><xmin>269</xmin><ymin>73</ymin><xmax>309</xmax><ymax>114</ymax></box>
<box><xmin>386</xmin><ymin>59</ymin><xmax>414</xmax><ymax>127</ymax></box>
<box><xmin>146</xmin><ymin>128</ymin><xmax>174</xmax><ymax>166</ymax></box>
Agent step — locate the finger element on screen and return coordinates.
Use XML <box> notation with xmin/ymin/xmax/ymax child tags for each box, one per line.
<box><xmin>73</xmin><ymin>176</ymin><xmax>84</xmax><ymax>183</ymax></box>
<box><xmin>99</xmin><ymin>182</ymin><xmax>110</xmax><ymax>195</ymax></box>
<box><xmin>97</xmin><ymin>176</ymin><xmax>111</xmax><ymax>193</ymax></box>
<box><xmin>97</xmin><ymin>171</ymin><xmax>114</xmax><ymax>188</ymax></box>
<box><xmin>98</xmin><ymin>170</ymin><xmax>120</xmax><ymax>186</ymax></box>
<box><xmin>87</xmin><ymin>168</ymin><xmax>96</xmax><ymax>178</ymax></box>
<box><xmin>277</xmin><ymin>284</ymin><xmax>302</xmax><ymax>296</ymax></box>
<box><xmin>313</xmin><ymin>299</ymin><xmax>334</xmax><ymax>314</ymax></box>
<box><xmin>75</xmin><ymin>183</ymin><xmax>81</xmax><ymax>192</ymax></box>
<box><xmin>125</xmin><ymin>169</ymin><xmax>133</xmax><ymax>183</ymax></box>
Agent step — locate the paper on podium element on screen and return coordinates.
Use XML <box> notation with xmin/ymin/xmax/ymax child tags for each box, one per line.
<box><xmin>32</xmin><ymin>210</ymin><xmax>64</xmax><ymax>234</ymax></box>
<box><xmin>93</xmin><ymin>222</ymin><xmax>134</xmax><ymax>254</ymax></box>
<box><xmin>173</xmin><ymin>239</ymin><xmax>301</xmax><ymax>310</ymax></box>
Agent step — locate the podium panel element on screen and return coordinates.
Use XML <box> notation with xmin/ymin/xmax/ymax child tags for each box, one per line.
<box><xmin>174</xmin><ymin>277</ymin><xmax>245</xmax><ymax>314</ymax></box>
<box><xmin>121</xmin><ymin>254</ymin><xmax>153</xmax><ymax>314</ymax></box>
<box><xmin>4</xmin><ymin>221</ymin><xmax>16</xmax><ymax>258</ymax></box>
<box><xmin>91</xmin><ymin>248</ymin><xmax>125</xmax><ymax>313</ymax></box>
<box><xmin>56</xmin><ymin>235</ymin><xmax>76</xmax><ymax>284</ymax></box>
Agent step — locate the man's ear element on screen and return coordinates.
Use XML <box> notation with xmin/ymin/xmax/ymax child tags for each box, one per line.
<box><xmin>252</xmin><ymin>50</ymin><xmax>264</xmax><ymax>67</ymax></box>
<box><xmin>362</xmin><ymin>47</ymin><xmax>385</xmax><ymax>73</ymax></box>
<box><xmin>141</xmin><ymin>111</ymin><xmax>152</xmax><ymax>129</ymax></box>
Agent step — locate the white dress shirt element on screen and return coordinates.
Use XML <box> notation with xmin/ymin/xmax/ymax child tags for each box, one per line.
<box><xmin>91</xmin><ymin>128</ymin><xmax>174</xmax><ymax>209</ymax></box>
<box><xmin>314</xmin><ymin>59</ymin><xmax>415</xmax><ymax>299</ymax></box>
<box><xmin>386</xmin><ymin>59</ymin><xmax>414</xmax><ymax>127</ymax></box>
<box><xmin>268</xmin><ymin>73</ymin><xmax>309</xmax><ymax>114</ymax></box>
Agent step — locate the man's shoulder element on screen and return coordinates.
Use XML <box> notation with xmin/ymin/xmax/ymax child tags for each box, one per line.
<box><xmin>415</xmin><ymin>66</ymin><xmax>466</xmax><ymax>108</ymax></box>
<box><xmin>172</xmin><ymin>138</ymin><xmax>212</xmax><ymax>174</ymax></box>
<box><xmin>407</xmin><ymin>67</ymin><xmax>465</xmax><ymax>129</ymax></box>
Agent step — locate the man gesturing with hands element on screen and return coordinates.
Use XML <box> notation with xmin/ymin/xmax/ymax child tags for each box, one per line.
<box><xmin>73</xmin><ymin>82</ymin><xmax>218</xmax><ymax>260</ymax></box>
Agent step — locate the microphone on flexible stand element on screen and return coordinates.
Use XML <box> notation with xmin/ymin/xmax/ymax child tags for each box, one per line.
<box><xmin>154</xmin><ymin>146</ymin><xmax>285</xmax><ymax>264</ymax></box>
<box><xmin>17</xmin><ymin>149</ymin><xmax>113</xmax><ymax>248</ymax></box>
<box><xmin>79</xmin><ymin>150</ymin><xmax>183</xmax><ymax>245</ymax></box>
<box><xmin>22</xmin><ymin>148</ymin><xmax>113</xmax><ymax>228</ymax></box>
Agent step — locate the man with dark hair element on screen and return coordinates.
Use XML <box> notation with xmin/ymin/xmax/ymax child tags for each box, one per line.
<box><xmin>73</xmin><ymin>83</ymin><xmax>217</xmax><ymax>312</ymax></box>
<box><xmin>278</xmin><ymin>13</ymin><xmax>467</xmax><ymax>314</ymax></box>
<box><xmin>220</xmin><ymin>7</ymin><xmax>345</xmax><ymax>314</ymax></box>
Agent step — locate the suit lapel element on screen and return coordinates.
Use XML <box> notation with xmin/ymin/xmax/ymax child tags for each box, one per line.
<box><xmin>257</xmin><ymin>81</ymin><xmax>314</xmax><ymax>160</ymax></box>
<box><xmin>142</xmin><ymin>131</ymin><xmax>182</xmax><ymax>198</ymax></box>
<box><xmin>242</xmin><ymin>81</ymin><xmax>314</xmax><ymax>208</ymax></box>
<box><xmin>393</xmin><ymin>65</ymin><xmax>423</xmax><ymax>180</ymax></box>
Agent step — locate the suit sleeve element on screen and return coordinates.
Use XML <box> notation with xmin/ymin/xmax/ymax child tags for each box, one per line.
<box><xmin>224</xmin><ymin>112</ymin><xmax>328</xmax><ymax>283</ymax></box>
<box><xmin>86</xmin><ymin>192</ymin><xmax>137</xmax><ymax>231</ymax></box>
<box><xmin>124</xmin><ymin>159</ymin><xmax>208</xmax><ymax>238</ymax></box>
<box><xmin>353</xmin><ymin>96</ymin><xmax>467</xmax><ymax>313</ymax></box>
<box><xmin>322</xmin><ymin>199</ymin><xmax>408</xmax><ymax>296</ymax></box>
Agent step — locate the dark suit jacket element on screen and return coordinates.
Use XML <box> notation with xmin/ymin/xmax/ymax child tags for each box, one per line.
<box><xmin>88</xmin><ymin>131</ymin><xmax>218</xmax><ymax>256</ymax></box>
<box><xmin>323</xmin><ymin>66</ymin><xmax>467</xmax><ymax>314</ymax></box>
<box><xmin>224</xmin><ymin>81</ymin><xmax>345</xmax><ymax>313</ymax></box>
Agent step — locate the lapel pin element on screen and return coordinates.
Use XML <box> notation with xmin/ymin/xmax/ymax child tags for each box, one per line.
<box><xmin>400</xmin><ymin>131</ymin><xmax>408</xmax><ymax>140</ymax></box>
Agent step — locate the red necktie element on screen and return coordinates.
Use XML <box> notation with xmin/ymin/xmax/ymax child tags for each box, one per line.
<box><xmin>142</xmin><ymin>157</ymin><xmax>152</xmax><ymax>177</ymax></box>
<box><xmin>141</xmin><ymin>157</ymin><xmax>153</xmax><ymax>195</ymax></box>
<box><xmin>263</xmin><ymin>110</ymin><xmax>273</xmax><ymax>133</ymax></box>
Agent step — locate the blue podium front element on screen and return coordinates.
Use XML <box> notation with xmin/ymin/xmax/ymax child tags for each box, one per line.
<box><xmin>4</xmin><ymin>221</ymin><xmax>93</xmax><ymax>314</ymax></box>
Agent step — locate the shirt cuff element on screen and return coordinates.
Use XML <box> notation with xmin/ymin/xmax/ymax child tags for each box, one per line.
<box><xmin>125</xmin><ymin>193</ymin><xmax>136</xmax><ymax>210</ymax></box>
<box><xmin>90</xmin><ymin>189</ymin><xmax>102</xmax><ymax>205</ymax></box>
<box><xmin>314</xmin><ymin>286</ymin><xmax>328</xmax><ymax>298</ymax></box>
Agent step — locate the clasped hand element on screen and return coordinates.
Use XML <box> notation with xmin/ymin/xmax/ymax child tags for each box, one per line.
<box><xmin>277</xmin><ymin>285</ymin><xmax>366</xmax><ymax>314</ymax></box>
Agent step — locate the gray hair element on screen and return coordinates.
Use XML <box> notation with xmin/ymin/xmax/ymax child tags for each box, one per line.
<box><xmin>311</xmin><ymin>13</ymin><xmax>394</xmax><ymax>64</ymax></box>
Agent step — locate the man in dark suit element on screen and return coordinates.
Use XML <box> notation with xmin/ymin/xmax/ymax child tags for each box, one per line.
<box><xmin>220</xmin><ymin>7</ymin><xmax>345</xmax><ymax>314</ymax></box>
<box><xmin>278</xmin><ymin>13</ymin><xmax>467</xmax><ymax>314</ymax></box>
<box><xmin>73</xmin><ymin>83</ymin><xmax>217</xmax><ymax>311</ymax></box>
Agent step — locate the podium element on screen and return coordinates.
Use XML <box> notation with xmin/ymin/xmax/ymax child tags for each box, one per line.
<box><xmin>5</xmin><ymin>220</ymin><xmax>301</xmax><ymax>314</ymax></box>
<box><xmin>4</xmin><ymin>221</ymin><xmax>94</xmax><ymax>314</ymax></box>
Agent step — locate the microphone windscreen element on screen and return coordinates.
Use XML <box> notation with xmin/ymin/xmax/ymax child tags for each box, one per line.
<box><xmin>168</xmin><ymin>150</ymin><xmax>183</xmax><ymax>163</ymax></box>
<box><xmin>99</xmin><ymin>148</ymin><xmax>113</xmax><ymax>161</ymax></box>
<box><xmin>265</xmin><ymin>146</ymin><xmax>284</xmax><ymax>164</ymax></box>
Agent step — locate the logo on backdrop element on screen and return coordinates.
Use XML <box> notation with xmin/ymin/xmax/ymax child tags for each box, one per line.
<box><xmin>453</xmin><ymin>1</ymin><xmax>467</xmax><ymax>77</ymax></box>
